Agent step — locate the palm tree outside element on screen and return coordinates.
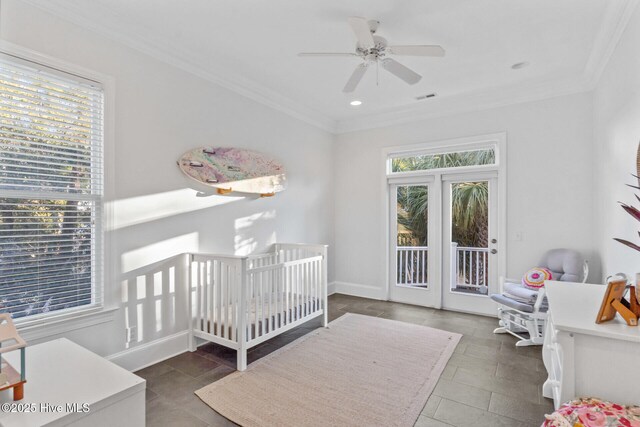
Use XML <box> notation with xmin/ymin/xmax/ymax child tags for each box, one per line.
<box><xmin>394</xmin><ymin>149</ymin><xmax>492</xmax><ymax>289</ymax></box>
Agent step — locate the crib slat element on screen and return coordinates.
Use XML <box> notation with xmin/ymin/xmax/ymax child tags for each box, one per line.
<box><xmin>264</xmin><ymin>271</ymin><xmax>273</xmax><ymax>332</ymax></box>
<box><xmin>216</xmin><ymin>261</ymin><xmax>221</xmax><ymax>336</ymax></box>
<box><xmin>219</xmin><ymin>263</ymin><xmax>224</xmax><ymax>339</ymax></box>
<box><xmin>315</xmin><ymin>259</ymin><xmax>319</xmax><ymax>312</ymax></box>
<box><xmin>297</xmin><ymin>263</ymin><xmax>301</xmax><ymax>320</ymax></box>
<box><xmin>225</xmin><ymin>264</ymin><xmax>230</xmax><ymax>339</ymax></box>
<box><xmin>286</xmin><ymin>265</ymin><xmax>291</xmax><ymax>324</ymax></box>
<box><xmin>231</xmin><ymin>264</ymin><xmax>237</xmax><ymax>342</ymax></box>
<box><xmin>198</xmin><ymin>261</ymin><xmax>204</xmax><ymax>332</ymax></box>
<box><xmin>208</xmin><ymin>261</ymin><xmax>214</xmax><ymax>335</ymax></box>
<box><xmin>305</xmin><ymin>261</ymin><xmax>309</xmax><ymax>317</ymax></box>
<box><xmin>278</xmin><ymin>268</ymin><xmax>282</xmax><ymax>329</ymax></box>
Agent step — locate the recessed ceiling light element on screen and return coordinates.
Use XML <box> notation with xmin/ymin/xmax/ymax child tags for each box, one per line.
<box><xmin>350</xmin><ymin>100</ymin><xmax>362</xmax><ymax>106</ymax></box>
<box><xmin>511</xmin><ymin>61</ymin><xmax>530</xmax><ymax>70</ymax></box>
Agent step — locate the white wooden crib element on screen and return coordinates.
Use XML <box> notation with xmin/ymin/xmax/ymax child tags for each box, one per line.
<box><xmin>187</xmin><ymin>243</ymin><xmax>328</xmax><ymax>370</ymax></box>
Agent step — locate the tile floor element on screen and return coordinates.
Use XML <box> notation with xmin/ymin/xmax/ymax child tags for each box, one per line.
<box><xmin>136</xmin><ymin>293</ymin><xmax>553</xmax><ymax>427</ymax></box>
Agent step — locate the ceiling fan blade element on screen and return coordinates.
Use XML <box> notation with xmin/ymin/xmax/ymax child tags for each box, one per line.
<box><xmin>387</xmin><ymin>45</ymin><xmax>445</xmax><ymax>57</ymax></box>
<box><xmin>348</xmin><ymin>17</ymin><xmax>375</xmax><ymax>49</ymax></box>
<box><xmin>381</xmin><ymin>58</ymin><xmax>422</xmax><ymax>85</ymax></box>
<box><xmin>343</xmin><ymin>63</ymin><xmax>368</xmax><ymax>93</ymax></box>
<box><xmin>298</xmin><ymin>52</ymin><xmax>358</xmax><ymax>57</ymax></box>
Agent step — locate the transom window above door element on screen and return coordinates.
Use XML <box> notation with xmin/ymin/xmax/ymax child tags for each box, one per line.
<box><xmin>389</xmin><ymin>146</ymin><xmax>496</xmax><ymax>174</ymax></box>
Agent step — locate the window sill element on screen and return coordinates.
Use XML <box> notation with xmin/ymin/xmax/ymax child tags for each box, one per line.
<box><xmin>16</xmin><ymin>306</ymin><xmax>118</xmax><ymax>343</ymax></box>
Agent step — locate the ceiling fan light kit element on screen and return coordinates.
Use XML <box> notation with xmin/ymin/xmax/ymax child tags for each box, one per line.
<box><xmin>298</xmin><ymin>16</ymin><xmax>445</xmax><ymax>93</ymax></box>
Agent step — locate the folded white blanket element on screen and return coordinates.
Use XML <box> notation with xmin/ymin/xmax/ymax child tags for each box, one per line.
<box><xmin>504</xmin><ymin>282</ymin><xmax>539</xmax><ymax>304</ymax></box>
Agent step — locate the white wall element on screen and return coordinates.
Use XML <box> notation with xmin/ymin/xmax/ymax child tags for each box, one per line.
<box><xmin>334</xmin><ymin>92</ymin><xmax>597</xmax><ymax>300</ymax></box>
<box><xmin>593</xmin><ymin>4</ymin><xmax>640</xmax><ymax>280</ymax></box>
<box><xmin>0</xmin><ymin>0</ymin><xmax>334</xmax><ymax>365</ymax></box>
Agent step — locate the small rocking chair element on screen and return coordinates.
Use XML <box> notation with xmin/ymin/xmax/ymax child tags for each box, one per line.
<box><xmin>490</xmin><ymin>249</ymin><xmax>588</xmax><ymax>346</ymax></box>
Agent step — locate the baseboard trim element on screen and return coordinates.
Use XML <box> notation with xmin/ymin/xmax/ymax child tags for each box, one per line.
<box><xmin>332</xmin><ymin>281</ymin><xmax>386</xmax><ymax>300</ymax></box>
<box><xmin>106</xmin><ymin>330</ymin><xmax>190</xmax><ymax>372</ymax></box>
<box><xmin>328</xmin><ymin>281</ymin><xmax>337</xmax><ymax>296</ymax></box>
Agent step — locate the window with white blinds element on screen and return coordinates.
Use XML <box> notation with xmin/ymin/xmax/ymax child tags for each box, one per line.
<box><xmin>0</xmin><ymin>53</ymin><xmax>104</xmax><ymax>322</ymax></box>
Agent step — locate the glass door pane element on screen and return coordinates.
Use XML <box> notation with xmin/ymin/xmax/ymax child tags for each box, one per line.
<box><xmin>396</xmin><ymin>185</ymin><xmax>429</xmax><ymax>288</ymax></box>
<box><xmin>449</xmin><ymin>181</ymin><xmax>489</xmax><ymax>295</ymax></box>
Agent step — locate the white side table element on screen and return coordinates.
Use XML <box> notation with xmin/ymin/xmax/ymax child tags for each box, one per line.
<box><xmin>0</xmin><ymin>338</ymin><xmax>145</xmax><ymax>427</ymax></box>
<box><xmin>543</xmin><ymin>281</ymin><xmax>640</xmax><ymax>409</ymax></box>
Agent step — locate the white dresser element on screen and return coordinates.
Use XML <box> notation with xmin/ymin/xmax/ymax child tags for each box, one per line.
<box><xmin>0</xmin><ymin>338</ymin><xmax>145</xmax><ymax>427</ymax></box>
<box><xmin>543</xmin><ymin>281</ymin><xmax>640</xmax><ymax>409</ymax></box>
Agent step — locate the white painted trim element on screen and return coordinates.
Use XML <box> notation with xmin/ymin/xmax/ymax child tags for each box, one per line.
<box><xmin>381</xmin><ymin>133</ymin><xmax>507</xmax><ymax>310</ymax></box>
<box><xmin>18</xmin><ymin>0</ymin><xmax>336</xmax><ymax>133</ymax></box>
<box><xmin>106</xmin><ymin>330</ymin><xmax>190</xmax><ymax>372</ymax></box>
<box><xmin>583</xmin><ymin>0</ymin><xmax>639</xmax><ymax>88</ymax></box>
<box><xmin>328</xmin><ymin>281</ymin><xmax>337</xmax><ymax>296</ymax></box>
<box><xmin>18</xmin><ymin>307</ymin><xmax>117</xmax><ymax>343</ymax></box>
<box><xmin>332</xmin><ymin>281</ymin><xmax>386</xmax><ymax>300</ymax></box>
<box><xmin>0</xmin><ymin>40</ymin><xmax>119</xmax><ymax>331</ymax></box>
<box><xmin>336</xmin><ymin>77</ymin><xmax>591</xmax><ymax>133</ymax></box>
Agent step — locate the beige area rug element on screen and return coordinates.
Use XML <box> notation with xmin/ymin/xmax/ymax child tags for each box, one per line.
<box><xmin>195</xmin><ymin>313</ymin><xmax>461</xmax><ymax>427</ymax></box>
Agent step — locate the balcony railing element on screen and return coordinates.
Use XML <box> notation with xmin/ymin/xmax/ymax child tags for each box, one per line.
<box><xmin>396</xmin><ymin>244</ymin><xmax>489</xmax><ymax>294</ymax></box>
<box><xmin>450</xmin><ymin>242</ymin><xmax>489</xmax><ymax>294</ymax></box>
<box><xmin>396</xmin><ymin>246</ymin><xmax>428</xmax><ymax>286</ymax></box>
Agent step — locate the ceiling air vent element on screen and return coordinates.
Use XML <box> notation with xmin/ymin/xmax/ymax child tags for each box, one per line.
<box><xmin>415</xmin><ymin>93</ymin><xmax>437</xmax><ymax>101</ymax></box>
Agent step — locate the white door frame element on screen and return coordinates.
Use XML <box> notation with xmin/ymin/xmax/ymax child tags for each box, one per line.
<box><xmin>388</xmin><ymin>176</ymin><xmax>441</xmax><ymax>308</ymax></box>
<box><xmin>382</xmin><ymin>132</ymin><xmax>507</xmax><ymax>313</ymax></box>
<box><xmin>442</xmin><ymin>173</ymin><xmax>499</xmax><ymax>315</ymax></box>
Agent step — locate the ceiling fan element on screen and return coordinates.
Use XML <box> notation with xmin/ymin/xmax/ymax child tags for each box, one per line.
<box><xmin>298</xmin><ymin>17</ymin><xmax>445</xmax><ymax>93</ymax></box>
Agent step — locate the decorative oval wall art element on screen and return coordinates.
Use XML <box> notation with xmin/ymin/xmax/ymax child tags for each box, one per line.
<box><xmin>177</xmin><ymin>147</ymin><xmax>286</xmax><ymax>197</ymax></box>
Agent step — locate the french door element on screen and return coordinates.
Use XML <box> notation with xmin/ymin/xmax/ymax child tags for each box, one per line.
<box><xmin>389</xmin><ymin>172</ymin><xmax>501</xmax><ymax>315</ymax></box>
<box><xmin>441</xmin><ymin>174</ymin><xmax>499</xmax><ymax>315</ymax></box>
<box><xmin>388</xmin><ymin>178</ymin><xmax>440</xmax><ymax>307</ymax></box>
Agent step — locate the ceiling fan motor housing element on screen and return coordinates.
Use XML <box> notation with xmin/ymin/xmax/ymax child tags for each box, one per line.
<box><xmin>356</xmin><ymin>35</ymin><xmax>388</xmax><ymax>60</ymax></box>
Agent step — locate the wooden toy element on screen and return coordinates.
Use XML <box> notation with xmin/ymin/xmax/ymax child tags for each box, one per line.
<box><xmin>177</xmin><ymin>147</ymin><xmax>286</xmax><ymax>196</ymax></box>
<box><xmin>0</xmin><ymin>313</ymin><xmax>27</xmax><ymax>400</ymax></box>
<box><xmin>595</xmin><ymin>280</ymin><xmax>638</xmax><ymax>326</ymax></box>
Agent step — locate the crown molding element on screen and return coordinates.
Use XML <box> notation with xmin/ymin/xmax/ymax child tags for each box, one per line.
<box><xmin>19</xmin><ymin>0</ymin><xmax>338</xmax><ymax>133</ymax></box>
<box><xmin>334</xmin><ymin>74</ymin><xmax>593</xmax><ymax>133</ymax></box>
<box><xmin>582</xmin><ymin>0</ymin><xmax>638</xmax><ymax>89</ymax></box>
<box><xmin>18</xmin><ymin>0</ymin><xmax>638</xmax><ymax>135</ymax></box>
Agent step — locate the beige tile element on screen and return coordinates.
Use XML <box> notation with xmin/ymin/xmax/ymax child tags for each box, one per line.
<box><xmin>135</xmin><ymin>363</ymin><xmax>174</xmax><ymax>380</ymax></box>
<box><xmin>414</xmin><ymin>414</ymin><xmax>454</xmax><ymax>426</ymax></box>
<box><xmin>434</xmin><ymin>398</ymin><xmax>530</xmax><ymax>427</ymax></box>
<box><xmin>422</xmin><ymin>318</ymin><xmax>477</xmax><ymax>335</ymax></box>
<box><xmin>421</xmin><ymin>394</ymin><xmax>442</xmax><ymax>417</ymax></box>
<box><xmin>453</xmin><ymin>367</ymin><xmax>541</xmax><ymax>404</ymax></box>
<box><xmin>441</xmin><ymin>364</ymin><xmax>457</xmax><ymax>380</ymax></box>
<box><xmin>465</xmin><ymin>343</ymin><xmax>540</xmax><ymax>372</ymax></box>
<box><xmin>495</xmin><ymin>362</ymin><xmax>548</xmax><ymax>384</ymax></box>
<box><xmin>489</xmin><ymin>392</ymin><xmax>554</xmax><ymax>424</ymax></box>
<box><xmin>453</xmin><ymin>342</ymin><xmax>467</xmax><ymax>354</ymax></box>
<box><xmin>379</xmin><ymin>310</ymin><xmax>430</xmax><ymax>325</ymax></box>
<box><xmin>433</xmin><ymin>378</ymin><xmax>492</xmax><ymax>410</ymax></box>
<box><xmin>164</xmin><ymin>351</ymin><xmax>221</xmax><ymax>378</ymax></box>
<box><xmin>499</xmin><ymin>341</ymin><xmax>544</xmax><ymax>360</ymax></box>
<box><xmin>459</xmin><ymin>334</ymin><xmax>504</xmax><ymax>350</ymax></box>
<box><xmin>447</xmin><ymin>352</ymin><xmax>498</xmax><ymax>374</ymax></box>
<box><xmin>143</xmin><ymin>294</ymin><xmax>552</xmax><ymax>426</ymax></box>
<box><xmin>146</xmin><ymin>397</ymin><xmax>209</xmax><ymax>427</ymax></box>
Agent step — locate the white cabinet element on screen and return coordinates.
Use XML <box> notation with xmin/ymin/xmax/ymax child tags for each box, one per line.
<box><xmin>542</xmin><ymin>281</ymin><xmax>640</xmax><ymax>409</ymax></box>
<box><xmin>0</xmin><ymin>338</ymin><xmax>145</xmax><ymax>427</ymax></box>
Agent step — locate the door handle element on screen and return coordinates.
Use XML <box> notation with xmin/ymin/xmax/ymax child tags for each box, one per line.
<box><xmin>491</xmin><ymin>239</ymin><xmax>497</xmax><ymax>244</ymax></box>
<box><xmin>491</xmin><ymin>249</ymin><xmax>497</xmax><ymax>254</ymax></box>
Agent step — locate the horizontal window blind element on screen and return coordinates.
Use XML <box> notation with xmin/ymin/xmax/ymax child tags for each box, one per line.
<box><xmin>0</xmin><ymin>53</ymin><xmax>104</xmax><ymax>322</ymax></box>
